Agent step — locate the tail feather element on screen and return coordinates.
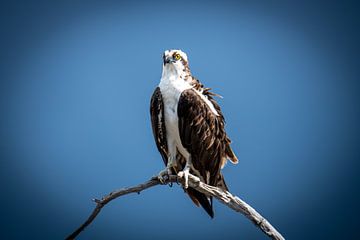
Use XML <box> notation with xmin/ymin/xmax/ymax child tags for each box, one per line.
<box><xmin>186</xmin><ymin>187</ymin><xmax>214</xmax><ymax>218</ymax></box>
<box><xmin>185</xmin><ymin>172</ymin><xmax>229</xmax><ymax>218</ymax></box>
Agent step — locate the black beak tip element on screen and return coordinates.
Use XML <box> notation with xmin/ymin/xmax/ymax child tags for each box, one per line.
<box><xmin>163</xmin><ymin>54</ymin><xmax>174</xmax><ymax>65</ymax></box>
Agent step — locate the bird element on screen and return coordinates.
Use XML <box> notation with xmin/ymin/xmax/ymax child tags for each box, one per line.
<box><xmin>150</xmin><ymin>49</ymin><xmax>238</xmax><ymax>218</ymax></box>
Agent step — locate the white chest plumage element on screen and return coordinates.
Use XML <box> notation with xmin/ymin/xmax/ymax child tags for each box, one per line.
<box><xmin>159</xmin><ymin>73</ymin><xmax>191</xmax><ymax>161</ymax></box>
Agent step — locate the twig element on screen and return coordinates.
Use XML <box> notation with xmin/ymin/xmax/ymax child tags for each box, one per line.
<box><xmin>65</xmin><ymin>173</ymin><xmax>284</xmax><ymax>240</ymax></box>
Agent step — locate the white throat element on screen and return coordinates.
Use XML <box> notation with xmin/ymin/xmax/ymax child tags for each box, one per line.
<box><xmin>159</xmin><ymin>64</ymin><xmax>191</xmax><ymax>99</ymax></box>
<box><xmin>161</xmin><ymin>63</ymin><xmax>186</xmax><ymax>80</ymax></box>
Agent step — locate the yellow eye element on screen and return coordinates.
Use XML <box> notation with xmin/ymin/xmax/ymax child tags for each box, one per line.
<box><xmin>174</xmin><ymin>53</ymin><xmax>181</xmax><ymax>60</ymax></box>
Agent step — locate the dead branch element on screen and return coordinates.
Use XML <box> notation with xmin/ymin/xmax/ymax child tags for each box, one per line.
<box><xmin>65</xmin><ymin>173</ymin><xmax>284</xmax><ymax>240</ymax></box>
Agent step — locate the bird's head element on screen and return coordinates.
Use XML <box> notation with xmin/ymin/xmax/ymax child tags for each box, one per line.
<box><xmin>162</xmin><ymin>49</ymin><xmax>190</xmax><ymax>76</ymax></box>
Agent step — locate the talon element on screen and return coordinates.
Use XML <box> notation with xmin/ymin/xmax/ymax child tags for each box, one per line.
<box><xmin>157</xmin><ymin>166</ymin><xmax>173</xmax><ymax>185</ymax></box>
<box><xmin>177</xmin><ymin>166</ymin><xmax>190</xmax><ymax>189</ymax></box>
<box><xmin>157</xmin><ymin>169</ymin><xmax>167</xmax><ymax>184</ymax></box>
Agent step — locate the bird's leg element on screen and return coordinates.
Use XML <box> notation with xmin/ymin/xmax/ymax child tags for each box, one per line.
<box><xmin>158</xmin><ymin>156</ymin><xmax>176</xmax><ymax>184</ymax></box>
<box><xmin>182</xmin><ymin>163</ymin><xmax>191</xmax><ymax>189</ymax></box>
<box><xmin>158</xmin><ymin>141</ymin><xmax>179</xmax><ymax>184</ymax></box>
<box><xmin>178</xmin><ymin>156</ymin><xmax>193</xmax><ymax>189</ymax></box>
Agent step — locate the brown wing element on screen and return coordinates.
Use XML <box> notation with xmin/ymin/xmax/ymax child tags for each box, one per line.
<box><xmin>177</xmin><ymin>88</ymin><xmax>237</xmax><ymax>190</ymax></box>
<box><xmin>204</xmin><ymin>88</ymin><xmax>239</xmax><ymax>167</ymax></box>
<box><xmin>150</xmin><ymin>87</ymin><xmax>168</xmax><ymax>165</ymax></box>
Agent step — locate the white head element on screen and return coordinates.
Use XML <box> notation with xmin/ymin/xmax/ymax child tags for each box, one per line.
<box><xmin>162</xmin><ymin>49</ymin><xmax>190</xmax><ymax>78</ymax></box>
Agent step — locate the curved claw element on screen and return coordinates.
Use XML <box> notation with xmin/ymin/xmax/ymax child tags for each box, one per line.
<box><xmin>157</xmin><ymin>167</ymin><xmax>173</xmax><ymax>185</ymax></box>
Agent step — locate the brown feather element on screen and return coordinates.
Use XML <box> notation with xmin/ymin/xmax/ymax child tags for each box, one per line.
<box><xmin>178</xmin><ymin>88</ymin><xmax>238</xmax><ymax>195</ymax></box>
<box><xmin>150</xmin><ymin>87</ymin><xmax>168</xmax><ymax>165</ymax></box>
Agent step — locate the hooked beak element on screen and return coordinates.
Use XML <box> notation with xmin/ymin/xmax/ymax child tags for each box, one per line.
<box><xmin>163</xmin><ymin>55</ymin><xmax>175</xmax><ymax>65</ymax></box>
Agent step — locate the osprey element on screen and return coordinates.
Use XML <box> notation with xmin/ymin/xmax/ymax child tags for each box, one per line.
<box><xmin>150</xmin><ymin>49</ymin><xmax>238</xmax><ymax>217</ymax></box>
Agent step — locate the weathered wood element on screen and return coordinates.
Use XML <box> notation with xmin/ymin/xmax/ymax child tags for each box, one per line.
<box><xmin>65</xmin><ymin>173</ymin><xmax>284</xmax><ymax>240</ymax></box>
<box><xmin>177</xmin><ymin>172</ymin><xmax>284</xmax><ymax>240</ymax></box>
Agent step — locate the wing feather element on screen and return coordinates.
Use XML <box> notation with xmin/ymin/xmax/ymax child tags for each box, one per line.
<box><xmin>150</xmin><ymin>87</ymin><xmax>168</xmax><ymax>165</ymax></box>
<box><xmin>177</xmin><ymin>89</ymin><xmax>237</xmax><ymax>189</ymax></box>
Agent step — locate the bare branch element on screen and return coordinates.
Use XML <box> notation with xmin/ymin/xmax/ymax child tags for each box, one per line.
<box><xmin>177</xmin><ymin>172</ymin><xmax>285</xmax><ymax>240</ymax></box>
<box><xmin>65</xmin><ymin>173</ymin><xmax>284</xmax><ymax>240</ymax></box>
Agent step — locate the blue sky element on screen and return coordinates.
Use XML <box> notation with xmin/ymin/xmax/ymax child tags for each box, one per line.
<box><xmin>0</xmin><ymin>1</ymin><xmax>359</xmax><ymax>239</ymax></box>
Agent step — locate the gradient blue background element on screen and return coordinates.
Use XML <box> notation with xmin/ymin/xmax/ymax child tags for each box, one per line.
<box><xmin>1</xmin><ymin>0</ymin><xmax>359</xmax><ymax>239</ymax></box>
